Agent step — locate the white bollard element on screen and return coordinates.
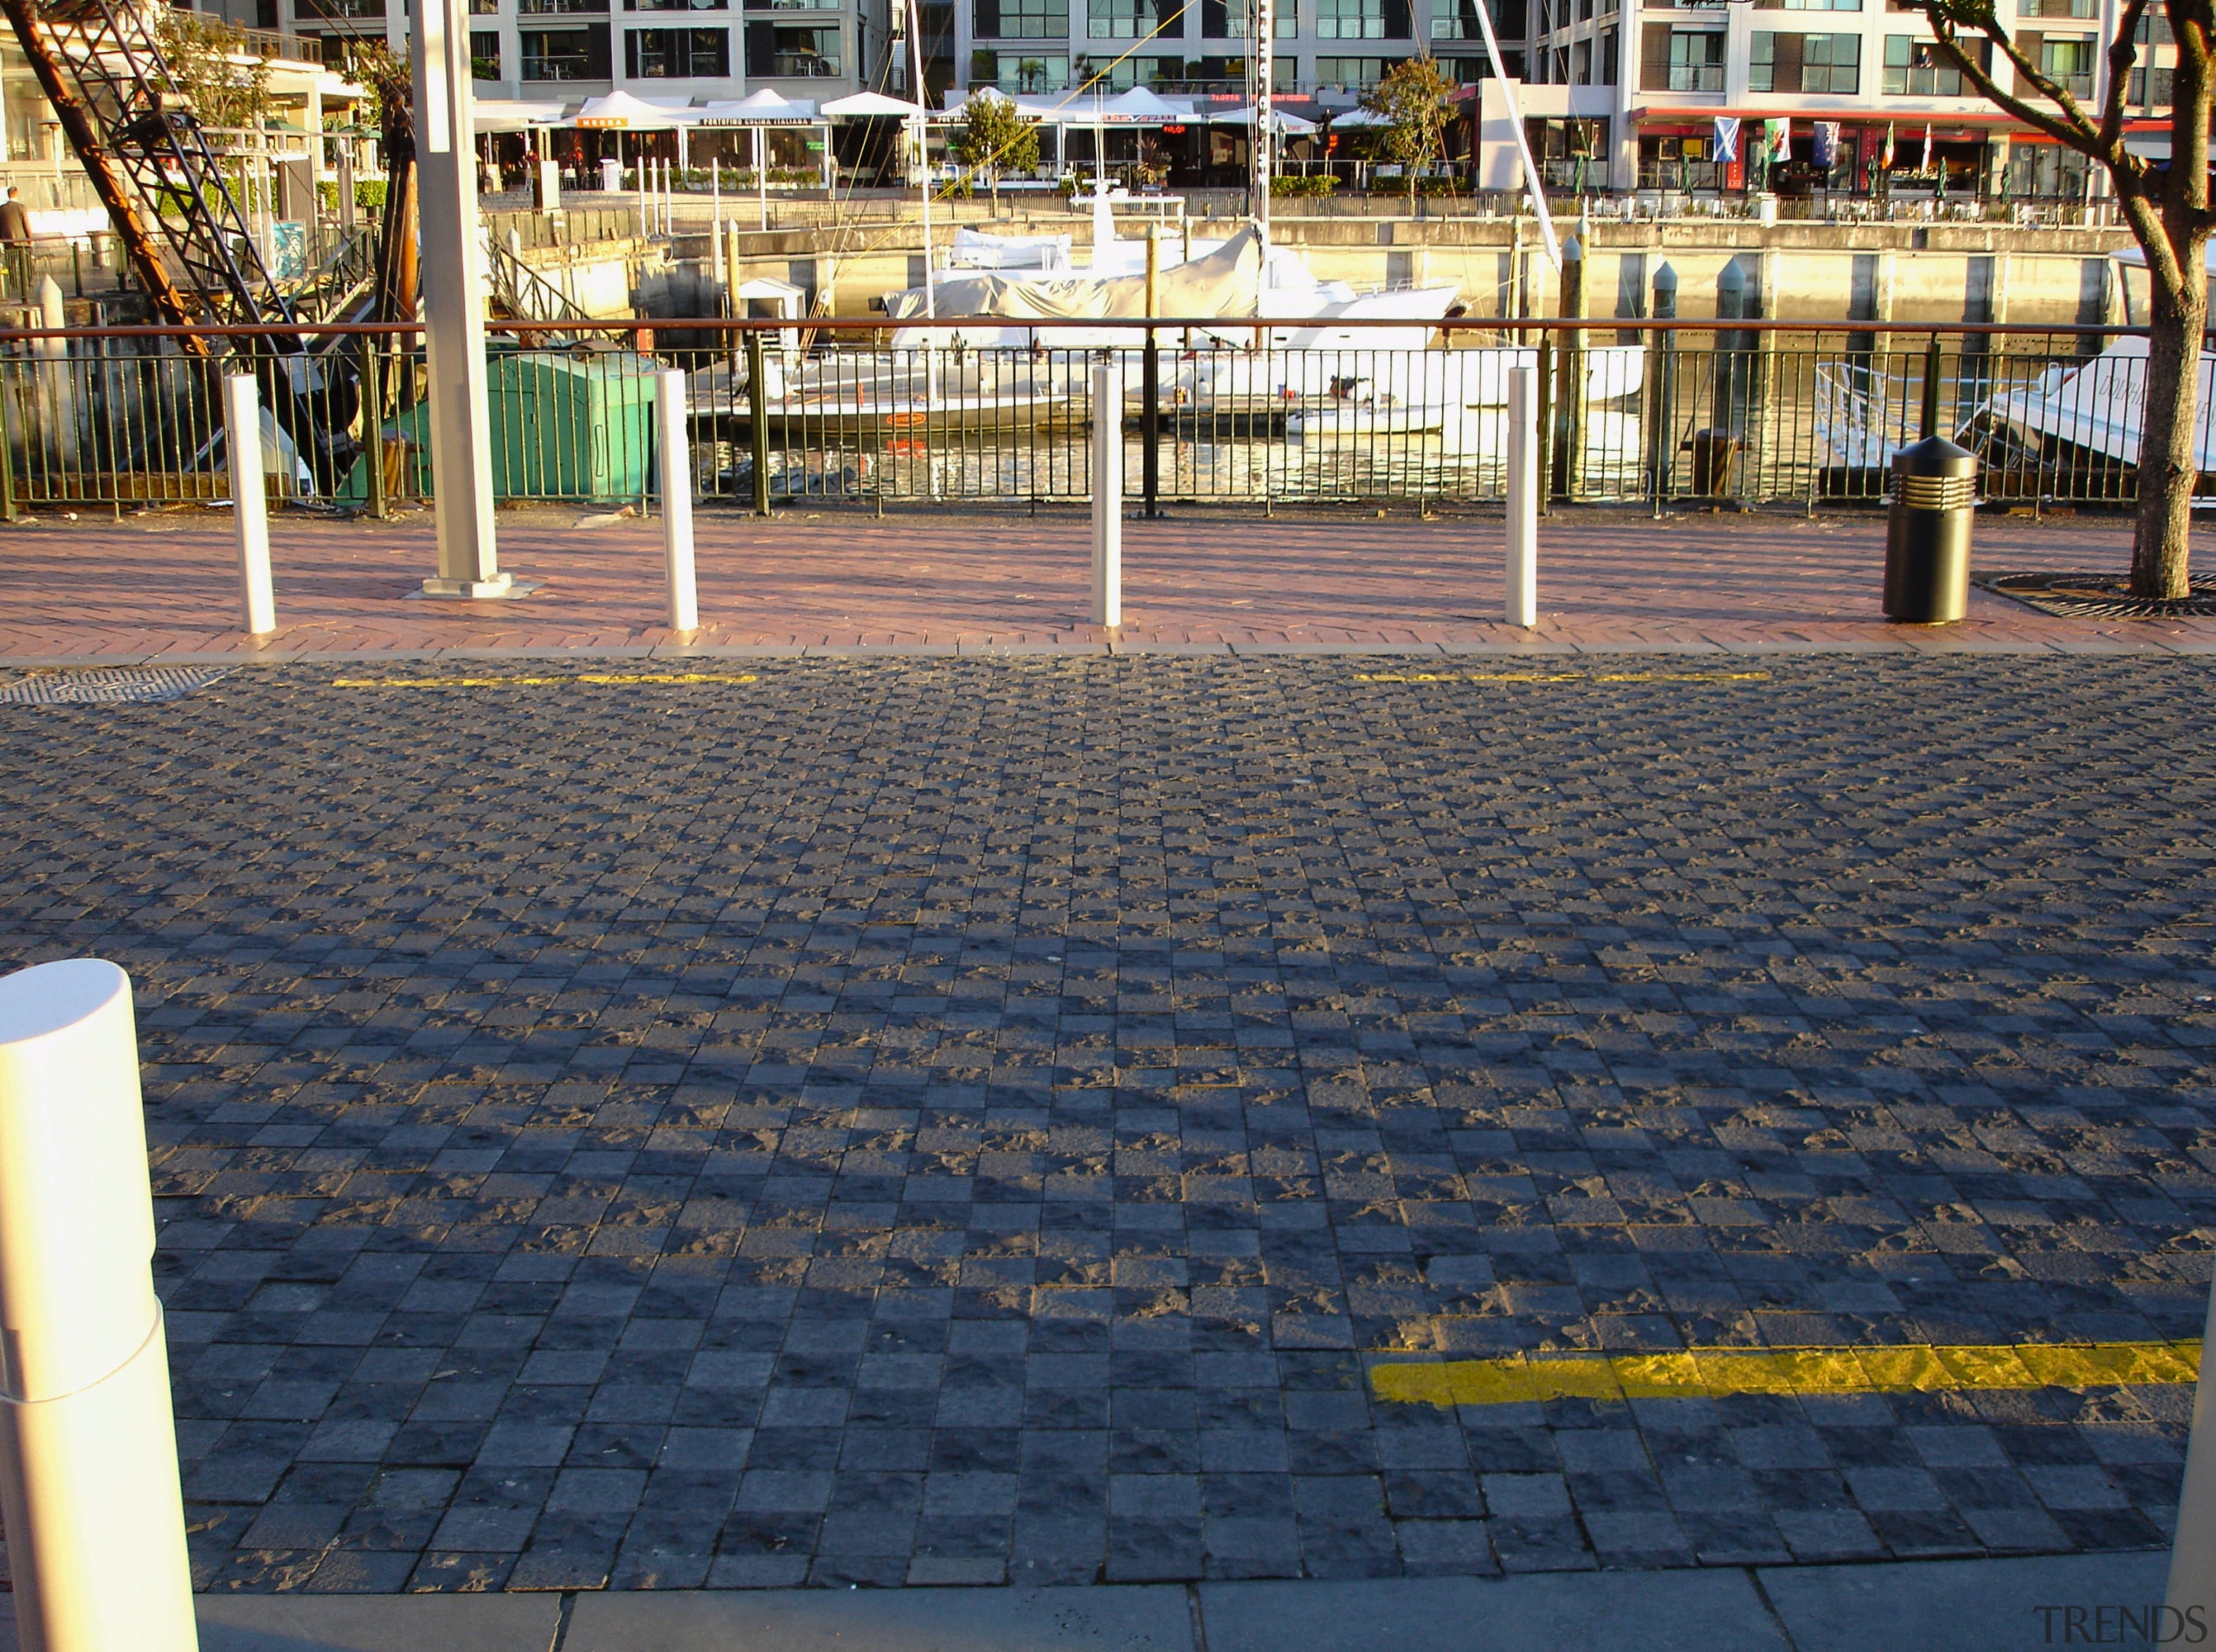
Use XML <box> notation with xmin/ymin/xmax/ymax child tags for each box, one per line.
<box><xmin>1091</xmin><ymin>360</ymin><xmax>1122</xmax><ymax>627</ymax></box>
<box><xmin>656</xmin><ymin>368</ymin><xmax>698</xmax><ymax>631</ymax></box>
<box><xmin>2168</xmin><ymin>1271</ymin><xmax>2216</xmax><ymax>1636</ymax></box>
<box><xmin>1505</xmin><ymin>363</ymin><xmax>1537</xmax><ymax>628</ymax></box>
<box><xmin>37</xmin><ymin>276</ymin><xmax>77</xmax><ymax>470</ymax></box>
<box><xmin>224</xmin><ymin>374</ymin><xmax>274</xmax><ymax>636</ymax></box>
<box><xmin>0</xmin><ymin>960</ymin><xmax>197</xmax><ymax>1652</ymax></box>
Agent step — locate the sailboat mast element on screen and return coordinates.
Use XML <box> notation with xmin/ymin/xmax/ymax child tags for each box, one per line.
<box><xmin>910</xmin><ymin>0</ymin><xmax>936</xmax><ymax>318</ymax></box>
<box><xmin>1251</xmin><ymin>0</ymin><xmax>1272</xmax><ymax>244</ymax></box>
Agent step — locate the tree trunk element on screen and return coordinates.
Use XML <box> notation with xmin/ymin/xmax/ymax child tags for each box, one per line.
<box><xmin>2134</xmin><ymin>241</ymin><xmax>2206</xmax><ymax>601</ymax></box>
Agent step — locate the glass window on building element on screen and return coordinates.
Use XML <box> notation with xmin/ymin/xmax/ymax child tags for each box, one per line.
<box><xmin>2135</xmin><ymin>10</ymin><xmax>2173</xmax><ymax>42</ymax></box>
<box><xmin>633</xmin><ymin>0</ymin><xmax>726</xmax><ymax>11</ymax></box>
<box><xmin>1882</xmin><ymin>35</ymin><xmax>1962</xmax><ymax>93</ymax></box>
<box><xmin>1431</xmin><ymin>0</ymin><xmax>1521</xmax><ymax>41</ymax></box>
<box><xmin>1667</xmin><ymin>28</ymin><xmax>1722</xmax><ymax>90</ymax></box>
<box><xmin>519</xmin><ymin>23</ymin><xmax>610</xmax><ymax>74</ymax></box>
<box><xmin>1754</xmin><ymin>29</ymin><xmax>1863</xmax><ymax>90</ymax></box>
<box><xmin>970</xmin><ymin>47</ymin><xmax>1072</xmax><ymax>85</ymax></box>
<box><xmin>1530</xmin><ymin>115</ymin><xmax>1607</xmax><ymax>186</ymax></box>
<box><xmin>974</xmin><ymin>0</ymin><xmax>1067</xmax><ymax>35</ymax></box>
<box><xmin>1599</xmin><ymin>24</ymin><xmax>1614</xmax><ymax>81</ymax></box>
<box><xmin>1570</xmin><ymin>36</ymin><xmax>1588</xmax><ymax>80</ymax></box>
<box><xmin>1202</xmin><ymin>0</ymin><xmax>1294</xmax><ymax>36</ymax></box>
<box><xmin>626</xmin><ymin>24</ymin><xmax>728</xmax><ymax>69</ymax></box>
<box><xmin>1800</xmin><ymin>31</ymin><xmax>1857</xmax><ymax>90</ymax></box>
<box><xmin>520</xmin><ymin>0</ymin><xmax>608</xmax><ymax>13</ymax></box>
<box><xmin>469</xmin><ymin>28</ymin><xmax>499</xmax><ymax>72</ymax></box>
<box><xmin>2021</xmin><ymin>0</ymin><xmax>2095</xmax><ymax>16</ymax></box>
<box><xmin>1316</xmin><ymin>0</ymin><xmax>1387</xmax><ymax>38</ymax></box>
<box><xmin>1754</xmin><ymin>0</ymin><xmax>1860</xmax><ymax>11</ymax></box>
<box><xmin>744</xmin><ymin>19</ymin><xmax>841</xmax><ymax>70</ymax></box>
<box><xmin>1087</xmin><ymin>0</ymin><xmax>1182</xmax><ymax>38</ymax></box>
<box><xmin>1313</xmin><ymin>54</ymin><xmax>1399</xmax><ymax>88</ymax></box>
<box><xmin>1639</xmin><ymin>132</ymin><xmax>1717</xmax><ymax>189</ymax></box>
<box><xmin>1073</xmin><ymin>51</ymin><xmax>1184</xmax><ymax>83</ymax></box>
<box><xmin>2129</xmin><ymin>63</ymin><xmax>2175</xmax><ymax>104</ymax></box>
<box><xmin>2041</xmin><ymin>34</ymin><xmax>2094</xmax><ymax>93</ymax></box>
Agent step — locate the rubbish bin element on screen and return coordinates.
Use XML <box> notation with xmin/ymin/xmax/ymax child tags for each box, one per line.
<box><xmin>1884</xmin><ymin>435</ymin><xmax>1977</xmax><ymax>623</ymax></box>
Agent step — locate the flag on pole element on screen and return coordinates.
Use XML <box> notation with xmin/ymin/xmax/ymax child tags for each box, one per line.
<box><xmin>1763</xmin><ymin>118</ymin><xmax>1790</xmax><ymax>162</ymax></box>
<box><xmin>1713</xmin><ymin>115</ymin><xmax>1741</xmax><ymax>164</ymax></box>
<box><xmin>1813</xmin><ymin>121</ymin><xmax>1839</xmax><ymax>169</ymax></box>
<box><xmin>1882</xmin><ymin>121</ymin><xmax>1896</xmax><ymax>169</ymax></box>
<box><xmin>1922</xmin><ymin>122</ymin><xmax>1934</xmax><ymax>171</ymax></box>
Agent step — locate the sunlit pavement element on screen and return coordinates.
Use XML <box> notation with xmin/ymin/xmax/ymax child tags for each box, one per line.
<box><xmin>0</xmin><ymin>503</ymin><xmax>2206</xmax><ymax>659</ymax></box>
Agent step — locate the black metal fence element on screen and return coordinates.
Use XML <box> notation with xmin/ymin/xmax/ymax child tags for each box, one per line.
<box><xmin>0</xmin><ymin>315</ymin><xmax>2183</xmax><ymax>518</ymax></box>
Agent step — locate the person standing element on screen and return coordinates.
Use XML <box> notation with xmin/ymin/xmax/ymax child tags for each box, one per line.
<box><xmin>0</xmin><ymin>189</ymin><xmax>33</xmax><ymax>303</ymax></box>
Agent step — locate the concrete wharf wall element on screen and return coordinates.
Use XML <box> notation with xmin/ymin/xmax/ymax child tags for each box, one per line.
<box><xmin>700</xmin><ymin>212</ymin><xmax>2137</xmax><ymax>332</ymax></box>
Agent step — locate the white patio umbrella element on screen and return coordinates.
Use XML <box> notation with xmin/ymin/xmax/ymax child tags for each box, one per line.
<box><xmin>821</xmin><ymin>91</ymin><xmax>928</xmax><ymax>119</ymax></box>
<box><xmin>705</xmin><ymin>88</ymin><xmax>816</xmax><ymax>119</ymax></box>
<box><xmin>1211</xmin><ymin>105</ymin><xmax>1318</xmax><ymax>136</ymax></box>
<box><xmin>1098</xmin><ymin>86</ymin><xmax>1182</xmax><ymax>122</ymax></box>
<box><xmin>573</xmin><ymin>90</ymin><xmax>700</xmax><ymax>129</ymax></box>
<box><xmin>473</xmin><ymin>100</ymin><xmax>566</xmax><ymax>133</ymax></box>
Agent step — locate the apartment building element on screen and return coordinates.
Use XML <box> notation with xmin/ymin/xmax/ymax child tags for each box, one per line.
<box><xmin>278</xmin><ymin>0</ymin><xmax>894</xmax><ymax>106</ymax></box>
<box><xmin>944</xmin><ymin>0</ymin><xmax>1527</xmax><ymax>105</ymax></box>
<box><xmin>1527</xmin><ymin>0</ymin><xmax>2168</xmax><ymax>196</ymax></box>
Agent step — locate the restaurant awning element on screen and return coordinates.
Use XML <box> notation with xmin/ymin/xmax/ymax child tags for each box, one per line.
<box><xmin>573</xmin><ymin>91</ymin><xmax>700</xmax><ymax>129</ymax></box>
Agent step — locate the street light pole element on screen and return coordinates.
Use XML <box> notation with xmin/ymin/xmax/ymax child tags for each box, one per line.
<box><xmin>412</xmin><ymin>0</ymin><xmax>509</xmax><ymax>599</ymax></box>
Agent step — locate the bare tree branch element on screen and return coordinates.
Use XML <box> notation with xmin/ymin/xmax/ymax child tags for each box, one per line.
<box><xmin>1904</xmin><ymin>1</ymin><xmax>2103</xmax><ymax>152</ymax></box>
<box><xmin>2097</xmin><ymin>0</ymin><xmax>2155</xmax><ymax>175</ymax></box>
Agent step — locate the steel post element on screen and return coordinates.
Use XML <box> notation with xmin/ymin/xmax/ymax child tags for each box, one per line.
<box><xmin>746</xmin><ymin>331</ymin><xmax>771</xmax><ymax>517</ymax></box>
<box><xmin>411</xmin><ymin>0</ymin><xmax>506</xmax><ymax>597</ymax></box>
<box><xmin>362</xmin><ymin>337</ymin><xmax>386</xmax><ymax>519</ymax></box>
<box><xmin>1920</xmin><ymin>334</ymin><xmax>1942</xmax><ymax>442</ymax></box>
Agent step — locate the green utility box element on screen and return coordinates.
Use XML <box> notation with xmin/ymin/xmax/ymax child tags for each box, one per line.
<box><xmin>340</xmin><ymin>349</ymin><xmax>660</xmax><ymax>505</ymax></box>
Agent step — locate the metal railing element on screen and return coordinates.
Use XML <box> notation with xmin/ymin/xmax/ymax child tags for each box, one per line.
<box><xmin>0</xmin><ymin>315</ymin><xmax>2184</xmax><ymax>518</ymax></box>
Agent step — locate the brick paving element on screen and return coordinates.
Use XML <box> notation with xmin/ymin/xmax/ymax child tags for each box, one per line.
<box><xmin>2</xmin><ymin>652</ymin><xmax>2212</xmax><ymax>1594</ymax></box>
<box><xmin>0</xmin><ymin>504</ymin><xmax>2211</xmax><ymax>659</ymax></box>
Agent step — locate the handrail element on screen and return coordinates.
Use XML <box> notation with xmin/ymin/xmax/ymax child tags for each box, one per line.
<box><xmin>0</xmin><ymin>317</ymin><xmax>2158</xmax><ymax>342</ymax></box>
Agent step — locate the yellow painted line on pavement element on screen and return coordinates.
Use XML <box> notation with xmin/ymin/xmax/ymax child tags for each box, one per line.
<box><xmin>332</xmin><ymin>673</ymin><xmax>760</xmax><ymax>688</ymax></box>
<box><xmin>1370</xmin><ymin>1340</ymin><xmax>2203</xmax><ymax>1408</ymax></box>
<box><xmin>1352</xmin><ymin>671</ymin><xmax>1771</xmax><ymax>685</ymax></box>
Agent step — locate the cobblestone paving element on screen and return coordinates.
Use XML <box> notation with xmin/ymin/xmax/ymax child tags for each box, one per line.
<box><xmin>2</xmin><ymin>655</ymin><xmax>2213</xmax><ymax>1594</ymax></box>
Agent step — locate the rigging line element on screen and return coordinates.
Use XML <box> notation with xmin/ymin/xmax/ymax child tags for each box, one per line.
<box><xmin>783</xmin><ymin>15</ymin><xmax>1193</xmax><ymax>309</ymax></box>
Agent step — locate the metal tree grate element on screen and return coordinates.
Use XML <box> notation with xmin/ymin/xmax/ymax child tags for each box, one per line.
<box><xmin>1974</xmin><ymin>571</ymin><xmax>2216</xmax><ymax>620</ymax></box>
<box><xmin>0</xmin><ymin>667</ymin><xmax>232</xmax><ymax>705</ymax></box>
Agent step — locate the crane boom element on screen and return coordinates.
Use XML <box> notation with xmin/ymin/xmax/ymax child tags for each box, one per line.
<box><xmin>0</xmin><ymin>0</ymin><xmax>362</xmax><ymax>489</ymax></box>
<box><xmin>0</xmin><ymin>0</ymin><xmax>304</xmax><ymax>337</ymax></box>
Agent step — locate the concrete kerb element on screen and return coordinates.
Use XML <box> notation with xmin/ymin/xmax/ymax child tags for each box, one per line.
<box><xmin>2</xmin><ymin>638</ymin><xmax>2215</xmax><ymax>670</ymax></box>
<box><xmin>147</xmin><ymin>1550</ymin><xmax>2174</xmax><ymax>1652</ymax></box>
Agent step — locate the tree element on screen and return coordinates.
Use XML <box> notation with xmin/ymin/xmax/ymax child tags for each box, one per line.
<box><xmin>153</xmin><ymin>11</ymin><xmax>274</xmax><ymax>138</ymax></box>
<box><xmin>1362</xmin><ymin>56</ymin><xmax>1456</xmax><ymax>214</ymax></box>
<box><xmin>1904</xmin><ymin>0</ymin><xmax>2206</xmax><ymax>598</ymax></box>
<box><xmin>953</xmin><ymin>88</ymin><xmax>1040</xmax><ymax>209</ymax></box>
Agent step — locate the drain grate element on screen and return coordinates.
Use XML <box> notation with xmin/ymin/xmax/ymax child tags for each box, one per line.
<box><xmin>1975</xmin><ymin>570</ymin><xmax>2216</xmax><ymax>620</ymax></box>
<box><xmin>0</xmin><ymin>666</ymin><xmax>233</xmax><ymax>705</ymax></box>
